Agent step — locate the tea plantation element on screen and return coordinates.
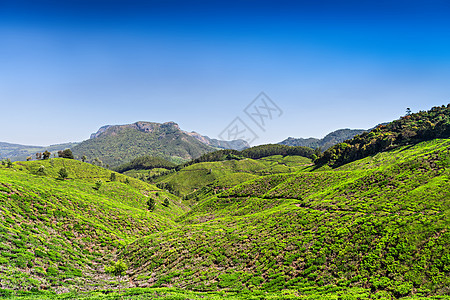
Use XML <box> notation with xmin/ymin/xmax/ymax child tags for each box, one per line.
<box><xmin>1</xmin><ymin>139</ymin><xmax>449</xmax><ymax>299</ymax></box>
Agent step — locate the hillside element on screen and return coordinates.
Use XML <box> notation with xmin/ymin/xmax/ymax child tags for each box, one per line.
<box><xmin>317</xmin><ymin>105</ymin><xmax>450</xmax><ymax>167</ymax></box>
<box><xmin>119</xmin><ymin>138</ymin><xmax>450</xmax><ymax>298</ymax></box>
<box><xmin>152</xmin><ymin>155</ymin><xmax>312</xmax><ymax>199</ymax></box>
<box><xmin>279</xmin><ymin>128</ymin><xmax>366</xmax><ymax>150</ymax></box>
<box><xmin>71</xmin><ymin>121</ymin><xmax>216</xmax><ymax>168</ymax></box>
<box><xmin>0</xmin><ymin>158</ymin><xmax>187</xmax><ymax>292</ymax></box>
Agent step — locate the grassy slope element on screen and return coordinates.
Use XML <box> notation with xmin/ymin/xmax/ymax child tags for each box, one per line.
<box><xmin>121</xmin><ymin>139</ymin><xmax>450</xmax><ymax>298</ymax></box>
<box><xmin>0</xmin><ymin>159</ymin><xmax>187</xmax><ymax>292</ymax></box>
<box><xmin>153</xmin><ymin>155</ymin><xmax>311</xmax><ymax>197</ymax></box>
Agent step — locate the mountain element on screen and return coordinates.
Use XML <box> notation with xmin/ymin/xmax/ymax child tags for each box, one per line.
<box><xmin>70</xmin><ymin>121</ymin><xmax>216</xmax><ymax>168</ymax></box>
<box><xmin>184</xmin><ymin>131</ymin><xmax>249</xmax><ymax>151</ymax></box>
<box><xmin>0</xmin><ymin>142</ymin><xmax>78</xmax><ymax>161</ymax></box>
<box><xmin>279</xmin><ymin>128</ymin><xmax>366</xmax><ymax>150</ymax></box>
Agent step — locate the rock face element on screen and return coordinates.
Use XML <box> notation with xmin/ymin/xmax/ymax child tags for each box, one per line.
<box><xmin>279</xmin><ymin>128</ymin><xmax>366</xmax><ymax>150</ymax></box>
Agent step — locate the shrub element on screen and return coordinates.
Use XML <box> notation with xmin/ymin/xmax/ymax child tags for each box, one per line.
<box><xmin>94</xmin><ymin>180</ymin><xmax>102</xmax><ymax>190</ymax></box>
<box><xmin>104</xmin><ymin>260</ymin><xmax>127</xmax><ymax>276</ymax></box>
<box><xmin>162</xmin><ymin>198</ymin><xmax>170</xmax><ymax>207</ymax></box>
<box><xmin>58</xmin><ymin>167</ymin><xmax>68</xmax><ymax>179</ymax></box>
<box><xmin>42</xmin><ymin>150</ymin><xmax>51</xmax><ymax>160</ymax></box>
<box><xmin>147</xmin><ymin>198</ymin><xmax>156</xmax><ymax>211</ymax></box>
<box><xmin>58</xmin><ymin>149</ymin><xmax>74</xmax><ymax>159</ymax></box>
<box><xmin>37</xmin><ymin>165</ymin><xmax>46</xmax><ymax>175</ymax></box>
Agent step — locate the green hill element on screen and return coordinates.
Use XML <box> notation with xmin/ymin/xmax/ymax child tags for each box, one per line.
<box><xmin>120</xmin><ymin>138</ymin><xmax>450</xmax><ymax>298</ymax></box>
<box><xmin>70</xmin><ymin>121</ymin><xmax>216</xmax><ymax>168</ymax></box>
<box><xmin>0</xmin><ymin>158</ymin><xmax>186</xmax><ymax>292</ymax></box>
<box><xmin>317</xmin><ymin>104</ymin><xmax>450</xmax><ymax>167</ymax></box>
<box><xmin>151</xmin><ymin>155</ymin><xmax>312</xmax><ymax>199</ymax></box>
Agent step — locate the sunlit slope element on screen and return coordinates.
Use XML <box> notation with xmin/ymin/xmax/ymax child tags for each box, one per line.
<box><xmin>154</xmin><ymin>155</ymin><xmax>311</xmax><ymax>197</ymax></box>
<box><xmin>0</xmin><ymin>159</ymin><xmax>187</xmax><ymax>291</ymax></box>
<box><xmin>121</xmin><ymin>139</ymin><xmax>450</xmax><ymax>297</ymax></box>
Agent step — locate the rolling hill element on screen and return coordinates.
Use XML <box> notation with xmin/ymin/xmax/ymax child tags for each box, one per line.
<box><xmin>0</xmin><ymin>158</ymin><xmax>186</xmax><ymax>293</ymax></box>
<box><xmin>120</xmin><ymin>138</ymin><xmax>450</xmax><ymax>298</ymax></box>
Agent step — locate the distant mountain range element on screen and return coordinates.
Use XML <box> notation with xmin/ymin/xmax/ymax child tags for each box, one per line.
<box><xmin>1</xmin><ymin>122</ymin><xmax>366</xmax><ymax>167</ymax></box>
<box><xmin>0</xmin><ymin>142</ymin><xmax>79</xmax><ymax>161</ymax></box>
<box><xmin>278</xmin><ymin>128</ymin><xmax>366</xmax><ymax>150</ymax></box>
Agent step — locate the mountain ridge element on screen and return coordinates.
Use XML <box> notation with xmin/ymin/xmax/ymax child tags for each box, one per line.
<box><xmin>279</xmin><ymin>128</ymin><xmax>366</xmax><ymax>150</ymax></box>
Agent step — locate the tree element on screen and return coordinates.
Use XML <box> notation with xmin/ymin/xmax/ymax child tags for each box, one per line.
<box><xmin>406</xmin><ymin>107</ymin><xmax>412</xmax><ymax>116</ymax></box>
<box><xmin>58</xmin><ymin>149</ymin><xmax>74</xmax><ymax>159</ymax></box>
<box><xmin>58</xmin><ymin>167</ymin><xmax>68</xmax><ymax>179</ymax></box>
<box><xmin>147</xmin><ymin>198</ymin><xmax>155</xmax><ymax>211</ymax></box>
<box><xmin>37</xmin><ymin>165</ymin><xmax>46</xmax><ymax>175</ymax></box>
<box><xmin>93</xmin><ymin>158</ymin><xmax>103</xmax><ymax>166</ymax></box>
<box><xmin>110</xmin><ymin>172</ymin><xmax>116</xmax><ymax>181</ymax></box>
<box><xmin>42</xmin><ymin>150</ymin><xmax>51</xmax><ymax>160</ymax></box>
<box><xmin>104</xmin><ymin>260</ymin><xmax>128</xmax><ymax>292</ymax></box>
<box><xmin>94</xmin><ymin>180</ymin><xmax>102</xmax><ymax>190</ymax></box>
<box><xmin>6</xmin><ymin>159</ymin><xmax>12</xmax><ymax>168</ymax></box>
<box><xmin>36</xmin><ymin>152</ymin><xmax>42</xmax><ymax>160</ymax></box>
<box><xmin>81</xmin><ymin>155</ymin><xmax>87</xmax><ymax>162</ymax></box>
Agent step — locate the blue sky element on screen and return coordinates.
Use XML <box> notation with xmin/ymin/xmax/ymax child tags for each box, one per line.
<box><xmin>1</xmin><ymin>0</ymin><xmax>449</xmax><ymax>145</ymax></box>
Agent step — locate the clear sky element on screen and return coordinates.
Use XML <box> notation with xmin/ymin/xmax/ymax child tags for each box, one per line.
<box><xmin>1</xmin><ymin>0</ymin><xmax>449</xmax><ymax>146</ymax></box>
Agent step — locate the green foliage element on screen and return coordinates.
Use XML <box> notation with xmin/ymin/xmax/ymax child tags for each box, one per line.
<box><xmin>58</xmin><ymin>149</ymin><xmax>74</xmax><ymax>159</ymax></box>
<box><xmin>162</xmin><ymin>198</ymin><xmax>170</xmax><ymax>207</ymax></box>
<box><xmin>147</xmin><ymin>198</ymin><xmax>156</xmax><ymax>211</ymax></box>
<box><xmin>240</xmin><ymin>144</ymin><xmax>314</xmax><ymax>159</ymax></box>
<box><xmin>115</xmin><ymin>156</ymin><xmax>177</xmax><ymax>173</ymax></box>
<box><xmin>94</xmin><ymin>180</ymin><xmax>102</xmax><ymax>190</ymax></box>
<box><xmin>6</xmin><ymin>159</ymin><xmax>12</xmax><ymax>168</ymax></box>
<box><xmin>110</xmin><ymin>172</ymin><xmax>116</xmax><ymax>182</ymax></box>
<box><xmin>42</xmin><ymin>150</ymin><xmax>51</xmax><ymax>160</ymax></box>
<box><xmin>37</xmin><ymin>165</ymin><xmax>46</xmax><ymax>175</ymax></box>
<box><xmin>57</xmin><ymin>167</ymin><xmax>68</xmax><ymax>179</ymax></box>
<box><xmin>104</xmin><ymin>260</ymin><xmax>127</xmax><ymax>277</ymax></box>
<box><xmin>182</xmin><ymin>144</ymin><xmax>314</xmax><ymax>169</ymax></box>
